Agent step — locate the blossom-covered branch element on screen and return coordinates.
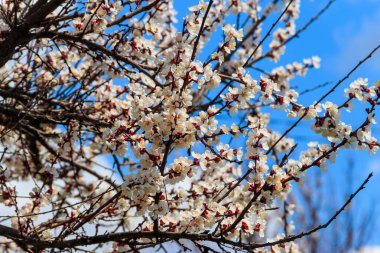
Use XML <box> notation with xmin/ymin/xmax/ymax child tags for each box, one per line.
<box><xmin>0</xmin><ymin>0</ymin><xmax>379</xmax><ymax>252</ymax></box>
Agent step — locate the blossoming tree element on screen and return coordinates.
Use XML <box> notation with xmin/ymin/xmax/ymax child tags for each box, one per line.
<box><xmin>0</xmin><ymin>0</ymin><xmax>379</xmax><ymax>252</ymax></box>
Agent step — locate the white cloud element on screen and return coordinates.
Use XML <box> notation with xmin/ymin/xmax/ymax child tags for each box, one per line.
<box><xmin>356</xmin><ymin>246</ymin><xmax>380</xmax><ymax>253</ymax></box>
<box><xmin>0</xmin><ymin>154</ymin><xmax>119</xmax><ymax>232</ymax></box>
<box><xmin>368</xmin><ymin>158</ymin><xmax>380</xmax><ymax>174</ymax></box>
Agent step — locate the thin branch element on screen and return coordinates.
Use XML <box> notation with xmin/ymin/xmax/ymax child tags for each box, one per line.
<box><xmin>248</xmin><ymin>173</ymin><xmax>373</xmax><ymax>249</ymax></box>
<box><xmin>190</xmin><ymin>0</ymin><xmax>214</xmax><ymax>61</ymax></box>
<box><xmin>266</xmin><ymin>43</ymin><xmax>380</xmax><ymax>155</ymax></box>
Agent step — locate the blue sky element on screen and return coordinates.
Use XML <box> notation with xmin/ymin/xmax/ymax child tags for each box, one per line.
<box><xmin>171</xmin><ymin>0</ymin><xmax>380</xmax><ymax>248</ymax></box>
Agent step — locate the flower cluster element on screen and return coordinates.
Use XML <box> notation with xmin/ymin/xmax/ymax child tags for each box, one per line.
<box><xmin>0</xmin><ymin>0</ymin><xmax>378</xmax><ymax>253</ymax></box>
